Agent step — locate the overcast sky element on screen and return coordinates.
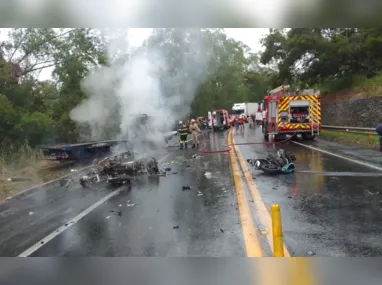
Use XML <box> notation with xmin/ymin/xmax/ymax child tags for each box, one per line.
<box><xmin>128</xmin><ymin>28</ymin><xmax>269</xmax><ymax>52</ymax></box>
<box><xmin>0</xmin><ymin>28</ymin><xmax>270</xmax><ymax>80</ymax></box>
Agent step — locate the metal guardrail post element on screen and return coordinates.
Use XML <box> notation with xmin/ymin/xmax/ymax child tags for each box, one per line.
<box><xmin>322</xmin><ymin>125</ymin><xmax>375</xmax><ymax>131</ymax></box>
<box><xmin>271</xmin><ymin>204</ymin><xmax>284</xmax><ymax>257</ymax></box>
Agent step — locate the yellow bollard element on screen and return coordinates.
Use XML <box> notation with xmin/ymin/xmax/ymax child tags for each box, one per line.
<box><xmin>339</xmin><ymin>131</ymin><xmax>343</xmax><ymax>136</ymax></box>
<box><xmin>271</xmin><ymin>204</ymin><xmax>284</xmax><ymax>257</ymax></box>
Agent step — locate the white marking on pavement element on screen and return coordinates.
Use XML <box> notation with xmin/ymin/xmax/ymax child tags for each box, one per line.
<box><xmin>17</xmin><ymin>154</ymin><xmax>170</xmax><ymax>257</ymax></box>
<box><xmin>5</xmin><ymin>165</ymin><xmax>93</xmax><ymax>201</ymax></box>
<box><xmin>292</xmin><ymin>141</ymin><xmax>382</xmax><ymax>172</ymax></box>
<box><xmin>18</xmin><ymin>188</ymin><xmax>123</xmax><ymax>257</ymax></box>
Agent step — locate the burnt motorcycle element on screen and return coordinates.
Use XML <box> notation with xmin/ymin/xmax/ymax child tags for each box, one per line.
<box><xmin>247</xmin><ymin>149</ymin><xmax>296</xmax><ymax>174</ymax></box>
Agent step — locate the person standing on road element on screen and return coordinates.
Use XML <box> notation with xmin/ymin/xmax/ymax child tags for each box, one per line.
<box><xmin>238</xmin><ymin>116</ymin><xmax>244</xmax><ymax>130</ymax></box>
<box><xmin>178</xmin><ymin>121</ymin><xmax>189</xmax><ymax>149</ymax></box>
<box><xmin>190</xmin><ymin>119</ymin><xmax>201</xmax><ymax>148</ymax></box>
<box><xmin>248</xmin><ymin>114</ymin><xmax>254</xmax><ymax>128</ymax></box>
<box><xmin>234</xmin><ymin>117</ymin><xmax>239</xmax><ymax>132</ymax></box>
<box><xmin>376</xmin><ymin>124</ymin><xmax>382</xmax><ymax>151</ymax></box>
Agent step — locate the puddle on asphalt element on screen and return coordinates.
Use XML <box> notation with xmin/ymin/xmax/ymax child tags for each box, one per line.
<box><xmin>297</xmin><ymin>171</ymin><xmax>382</xmax><ymax>177</ymax></box>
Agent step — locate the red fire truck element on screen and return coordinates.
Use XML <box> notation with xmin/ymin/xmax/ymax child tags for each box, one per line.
<box><xmin>262</xmin><ymin>85</ymin><xmax>321</xmax><ymax>141</ymax></box>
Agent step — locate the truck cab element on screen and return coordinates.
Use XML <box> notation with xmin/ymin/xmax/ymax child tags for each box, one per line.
<box><xmin>232</xmin><ymin>103</ymin><xmax>246</xmax><ymax>116</ymax></box>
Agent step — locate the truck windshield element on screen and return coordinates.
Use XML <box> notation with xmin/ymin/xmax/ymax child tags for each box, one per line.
<box><xmin>232</xmin><ymin>109</ymin><xmax>244</xmax><ymax>115</ymax></box>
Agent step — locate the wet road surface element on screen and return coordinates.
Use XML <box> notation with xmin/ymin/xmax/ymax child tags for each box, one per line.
<box><xmin>0</xmin><ymin>132</ymin><xmax>245</xmax><ymax>257</ymax></box>
<box><xmin>2</xmin><ymin>126</ymin><xmax>382</xmax><ymax>257</ymax></box>
<box><xmin>234</xmin><ymin>126</ymin><xmax>382</xmax><ymax>257</ymax></box>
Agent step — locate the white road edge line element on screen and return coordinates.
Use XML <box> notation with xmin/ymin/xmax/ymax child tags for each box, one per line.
<box><xmin>17</xmin><ymin>155</ymin><xmax>169</xmax><ymax>257</ymax></box>
<box><xmin>5</xmin><ymin>165</ymin><xmax>93</xmax><ymax>201</ymax></box>
<box><xmin>291</xmin><ymin>141</ymin><xmax>382</xmax><ymax>172</ymax></box>
<box><xmin>18</xmin><ymin>188</ymin><xmax>122</xmax><ymax>257</ymax></box>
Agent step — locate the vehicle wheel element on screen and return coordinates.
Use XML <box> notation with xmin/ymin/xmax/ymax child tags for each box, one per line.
<box><xmin>80</xmin><ymin>180</ymin><xmax>88</xmax><ymax>188</ymax></box>
<box><xmin>274</xmin><ymin>134</ymin><xmax>286</xmax><ymax>141</ymax></box>
<box><xmin>303</xmin><ymin>134</ymin><xmax>316</xmax><ymax>140</ymax></box>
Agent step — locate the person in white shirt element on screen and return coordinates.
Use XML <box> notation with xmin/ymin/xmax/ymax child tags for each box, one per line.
<box><xmin>256</xmin><ymin>111</ymin><xmax>263</xmax><ymax>125</ymax></box>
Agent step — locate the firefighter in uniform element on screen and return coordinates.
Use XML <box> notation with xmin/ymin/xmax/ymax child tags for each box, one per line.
<box><xmin>190</xmin><ymin>119</ymin><xmax>201</xmax><ymax>148</ymax></box>
<box><xmin>178</xmin><ymin>121</ymin><xmax>189</xmax><ymax>149</ymax></box>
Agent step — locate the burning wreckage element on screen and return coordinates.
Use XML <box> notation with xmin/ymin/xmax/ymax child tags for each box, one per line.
<box><xmin>78</xmin><ymin>151</ymin><xmax>165</xmax><ymax>188</ymax></box>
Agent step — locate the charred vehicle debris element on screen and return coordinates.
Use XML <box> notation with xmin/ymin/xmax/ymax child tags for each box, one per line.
<box><xmin>247</xmin><ymin>149</ymin><xmax>296</xmax><ymax>175</ymax></box>
<box><xmin>63</xmin><ymin>150</ymin><xmax>166</xmax><ymax>189</ymax></box>
<box><xmin>80</xmin><ymin>152</ymin><xmax>164</xmax><ymax>188</ymax></box>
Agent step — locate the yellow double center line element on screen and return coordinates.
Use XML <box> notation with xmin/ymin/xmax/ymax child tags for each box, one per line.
<box><xmin>228</xmin><ymin>130</ymin><xmax>263</xmax><ymax>257</ymax></box>
<box><xmin>228</xmin><ymin>129</ymin><xmax>290</xmax><ymax>257</ymax></box>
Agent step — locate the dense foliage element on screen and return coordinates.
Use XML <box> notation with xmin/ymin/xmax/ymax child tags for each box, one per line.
<box><xmin>0</xmin><ymin>28</ymin><xmax>276</xmax><ymax>149</ymax></box>
<box><xmin>260</xmin><ymin>28</ymin><xmax>382</xmax><ymax>92</ymax></box>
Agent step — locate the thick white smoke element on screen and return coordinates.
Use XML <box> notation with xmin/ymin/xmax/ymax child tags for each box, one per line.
<box><xmin>70</xmin><ymin>28</ymin><xmax>213</xmax><ymax>157</ymax></box>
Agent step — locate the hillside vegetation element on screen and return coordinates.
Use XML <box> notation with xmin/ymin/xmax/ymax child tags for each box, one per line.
<box><xmin>260</xmin><ymin>28</ymin><xmax>382</xmax><ymax>97</ymax></box>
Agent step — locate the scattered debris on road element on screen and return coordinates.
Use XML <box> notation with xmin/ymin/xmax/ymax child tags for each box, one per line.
<box><xmin>365</xmin><ymin>190</ymin><xmax>379</xmax><ymax>196</ymax></box>
<box><xmin>220</xmin><ymin>228</ymin><xmax>224</xmax><ymax>233</ymax></box>
<box><xmin>247</xmin><ymin>149</ymin><xmax>296</xmax><ymax>174</ymax></box>
<box><xmin>306</xmin><ymin>250</ymin><xmax>316</xmax><ymax>256</ymax></box>
<box><xmin>29</xmin><ymin>212</ymin><xmax>34</xmax><ymax>215</ymax></box>
<box><xmin>165</xmin><ymin>167</ymin><xmax>172</xmax><ymax>172</ymax></box>
<box><xmin>182</xmin><ymin>185</ymin><xmax>191</xmax><ymax>190</ymax></box>
<box><xmin>258</xmin><ymin>225</ymin><xmax>267</xmax><ymax>235</ymax></box>
<box><xmin>77</xmin><ymin>151</ymin><xmax>165</xmax><ymax>188</ymax></box>
<box><xmin>105</xmin><ymin>215</ymin><xmax>111</xmax><ymax>220</ymax></box>
<box><xmin>126</xmin><ymin>203</ymin><xmax>136</xmax><ymax>207</ymax></box>
<box><xmin>204</xmin><ymin>172</ymin><xmax>212</xmax><ymax>179</ymax></box>
<box><xmin>197</xmin><ymin>191</ymin><xmax>203</xmax><ymax>196</ymax></box>
<box><xmin>173</xmin><ymin>225</ymin><xmax>179</xmax><ymax>229</ymax></box>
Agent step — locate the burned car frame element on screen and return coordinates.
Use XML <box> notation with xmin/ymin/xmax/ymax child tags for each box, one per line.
<box><xmin>79</xmin><ymin>151</ymin><xmax>163</xmax><ymax>188</ymax></box>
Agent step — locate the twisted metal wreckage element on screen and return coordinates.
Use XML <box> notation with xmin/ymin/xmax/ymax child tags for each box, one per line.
<box><xmin>79</xmin><ymin>151</ymin><xmax>165</xmax><ymax>188</ymax></box>
<box><xmin>247</xmin><ymin>149</ymin><xmax>296</xmax><ymax>174</ymax></box>
<box><xmin>58</xmin><ymin>150</ymin><xmax>166</xmax><ymax>189</ymax></box>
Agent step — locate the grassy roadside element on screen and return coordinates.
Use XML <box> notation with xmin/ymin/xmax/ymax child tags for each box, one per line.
<box><xmin>0</xmin><ymin>143</ymin><xmax>73</xmax><ymax>202</ymax></box>
<box><xmin>0</xmin><ymin>163</ymin><xmax>72</xmax><ymax>202</ymax></box>
<box><xmin>319</xmin><ymin>129</ymin><xmax>379</xmax><ymax>148</ymax></box>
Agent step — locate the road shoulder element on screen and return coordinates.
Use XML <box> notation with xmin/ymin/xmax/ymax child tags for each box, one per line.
<box><xmin>292</xmin><ymin>139</ymin><xmax>382</xmax><ymax>171</ymax></box>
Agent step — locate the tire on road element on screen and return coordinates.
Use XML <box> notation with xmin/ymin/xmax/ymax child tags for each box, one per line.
<box><xmin>302</xmin><ymin>133</ymin><xmax>316</xmax><ymax>140</ymax></box>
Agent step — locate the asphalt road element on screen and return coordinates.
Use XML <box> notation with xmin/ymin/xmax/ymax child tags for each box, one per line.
<box><xmin>1</xmin><ymin>126</ymin><xmax>382</xmax><ymax>257</ymax></box>
<box><xmin>0</xmin><ymin>131</ymin><xmax>245</xmax><ymax>257</ymax></box>
<box><xmin>234</xmin><ymin>126</ymin><xmax>382</xmax><ymax>257</ymax></box>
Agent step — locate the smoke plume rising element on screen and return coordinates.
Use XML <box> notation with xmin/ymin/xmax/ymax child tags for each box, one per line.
<box><xmin>70</xmin><ymin>28</ymin><xmax>213</xmax><ymax>156</ymax></box>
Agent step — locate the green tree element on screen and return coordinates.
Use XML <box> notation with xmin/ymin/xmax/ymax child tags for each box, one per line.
<box><xmin>260</xmin><ymin>28</ymin><xmax>382</xmax><ymax>92</ymax></box>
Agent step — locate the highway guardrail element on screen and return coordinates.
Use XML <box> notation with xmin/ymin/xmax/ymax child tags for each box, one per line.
<box><xmin>322</xmin><ymin>125</ymin><xmax>376</xmax><ymax>135</ymax></box>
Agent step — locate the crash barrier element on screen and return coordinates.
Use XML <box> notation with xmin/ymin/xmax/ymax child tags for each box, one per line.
<box><xmin>322</xmin><ymin>125</ymin><xmax>376</xmax><ymax>136</ymax></box>
<box><xmin>271</xmin><ymin>204</ymin><xmax>285</xmax><ymax>257</ymax></box>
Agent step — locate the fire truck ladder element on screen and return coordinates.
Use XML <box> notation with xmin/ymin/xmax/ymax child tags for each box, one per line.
<box><xmin>310</xmin><ymin>99</ymin><xmax>320</xmax><ymax>136</ymax></box>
